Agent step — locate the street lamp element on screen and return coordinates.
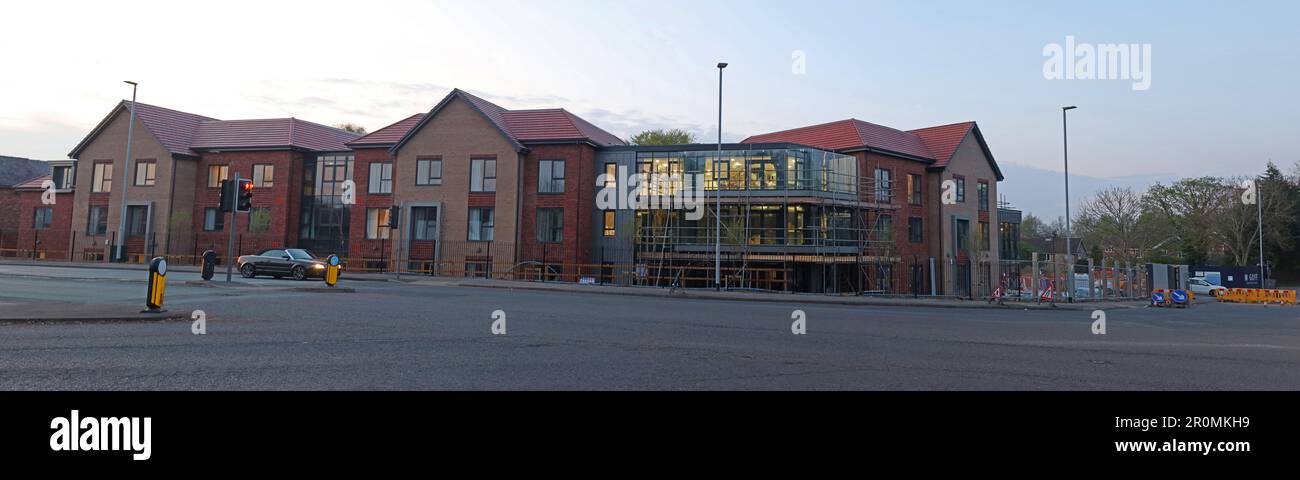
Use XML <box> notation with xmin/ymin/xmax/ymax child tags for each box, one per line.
<box><xmin>1061</xmin><ymin>105</ymin><xmax>1076</xmax><ymax>302</ymax></box>
<box><xmin>114</xmin><ymin>81</ymin><xmax>139</xmax><ymax>263</ymax></box>
<box><xmin>715</xmin><ymin>62</ymin><xmax>727</xmax><ymax>291</ymax></box>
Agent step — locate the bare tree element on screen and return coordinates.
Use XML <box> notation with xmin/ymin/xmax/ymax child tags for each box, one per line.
<box><xmin>1074</xmin><ymin>186</ymin><xmax>1150</xmax><ymax>263</ymax></box>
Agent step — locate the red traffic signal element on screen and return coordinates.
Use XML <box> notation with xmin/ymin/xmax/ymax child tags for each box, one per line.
<box><xmin>236</xmin><ymin>179</ymin><xmax>254</xmax><ymax>212</ymax></box>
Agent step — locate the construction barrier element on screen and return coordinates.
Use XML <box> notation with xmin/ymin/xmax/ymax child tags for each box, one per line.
<box><xmin>1217</xmin><ymin>288</ymin><xmax>1297</xmax><ymax>305</ymax></box>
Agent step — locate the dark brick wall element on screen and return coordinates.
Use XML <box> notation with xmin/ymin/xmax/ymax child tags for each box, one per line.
<box><xmin>348</xmin><ymin>147</ymin><xmax>396</xmax><ymax>262</ymax></box>
<box><xmin>191</xmin><ymin>150</ymin><xmax>300</xmax><ymax>259</ymax></box>
<box><xmin>13</xmin><ymin>188</ymin><xmax>75</xmax><ymax>259</ymax></box>
<box><xmin>517</xmin><ymin>144</ymin><xmax>597</xmax><ymax>269</ymax></box>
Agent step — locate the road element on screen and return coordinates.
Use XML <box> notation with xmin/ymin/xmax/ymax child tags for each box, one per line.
<box><xmin>2</xmin><ymin>263</ymin><xmax>1299</xmax><ymax>390</ymax></box>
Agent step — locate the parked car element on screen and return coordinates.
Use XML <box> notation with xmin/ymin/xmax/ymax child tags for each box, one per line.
<box><xmin>237</xmin><ymin>248</ymin><xmax>329</xmax><ymax>280</ymax></box>
<box><xmin>1187</xmin><ymin>277</ymin><xmax>1227</xmax><ymax>298</ymax></box>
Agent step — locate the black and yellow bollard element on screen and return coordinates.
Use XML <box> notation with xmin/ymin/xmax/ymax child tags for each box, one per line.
<box><xmin>325</xmin><ymin>254</ymin><xmax>341</xmax><ymax>287</ymax></box>
<box><xmin>144</xmin><ymin>257</ymin><xmax>168</xmax><ymax>313</ymax></box>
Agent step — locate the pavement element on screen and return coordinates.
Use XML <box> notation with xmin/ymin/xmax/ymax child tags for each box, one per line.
<box><xmin>2</xmin><ymin>261</ymin><xmax>1299</xmax><ymax>390</ymax></box>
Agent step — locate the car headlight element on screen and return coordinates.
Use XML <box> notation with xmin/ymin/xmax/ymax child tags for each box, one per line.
<box><xmin>312</xmin><ymin>264</ymin><xmax>325</xmax><ymax>269</ymax></box>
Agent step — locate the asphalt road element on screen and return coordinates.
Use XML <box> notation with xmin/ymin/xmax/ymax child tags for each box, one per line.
<box><xmin>2</xmin><ymin>264</ymin><xmax>1299</xmax><ymax>390</ymax></box>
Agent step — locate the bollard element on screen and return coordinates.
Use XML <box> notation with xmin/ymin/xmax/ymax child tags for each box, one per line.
<box><xmin>144</xmin><ymin>257</ymin><xmax>168</xmax><ymax>313</ymax></box>
<box><xmin>325</xmin><ymin>254</ymin><xmax>341</xmax><ymax>287</ymax></box>
<box><xmin>201</xmin><ymin>249</ymin><xmax>217</xmax><ymax>281</ymax></box>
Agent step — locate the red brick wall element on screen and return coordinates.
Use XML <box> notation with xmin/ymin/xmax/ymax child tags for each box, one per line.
<box><xmin>191</xmin><ymin>150</ymin><xmax>300</xmax><ymax>260</ymax></box>
<box><xmin>517</xmin><ymin>144</ymin><xmax>597</xmax><ymax>269</ymax></box>
<box><xmin>13</xmin><ymin>189</ymin><xmax>74</xmax><ymax>259</ymax></box>
<box><xmin>347</xmin><ymin>148</ymin><xmax>395</xmax><ymax>262</ymax></box>
<box><xmin>858</xmin><ymin>151</ymin><xmax>930</xmax><ymax>261</ymax></box>
<box><xmin>0</xmin><ymin>188</ymin><xmax>18</xmax><ymax>251</ymax></box>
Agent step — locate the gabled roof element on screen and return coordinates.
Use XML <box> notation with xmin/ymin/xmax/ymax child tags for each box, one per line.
<box><xmin>390</xmin><ymin>88</ymin><xmax>626</xmax><ymax>154</ymax></box>
<box><xmin>69</xmin><ymin>101</ymin><xmax>361</xmax><ymax>158</ymax></box>
<box><xmin>743</xmin><ymin>118</ymin><xmax>1003</xmax><ymax>181</ymax></box>
<box><xmin>346</xmin><ymin>113</ymin><xmax>426</xmax><ymax>147</ymax></box>
<box><xmin>70</xmin><ymin>101</ymin><xmax>217</xmax><ymax>158</ymax></box>
<box><xmin>909</xmin><ymin>122</ymin><xmax>1002</xmax><ymax>181</ymax></box>
<box><xmin>906</xmin><ymin>122</ymin><xmax>974</xmax><ymax>169</ymax></box>
<box><xmin>0</xmin><ymin>155</ymin><xmax>52</xmax><ymax>187</ymax></box>
<box><xmin>192</xmin><ymin>118</ymin><xmax>359</xmax><ymax>152</ymax></box>
<box><xmin>742</xmin><ymin>118</ymin><xmax>935</xmax><ymax>162</ymax></box>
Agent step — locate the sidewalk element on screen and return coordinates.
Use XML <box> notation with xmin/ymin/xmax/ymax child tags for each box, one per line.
<box><xmin>400</xmin><ymin>277</ymin><xmax>1147</xmax><ymax>311</ymax></box>
<box><xmin>0</xmin><ymin>301</ymin><xmax>188</xmax><ymax>323</ymax></box>
<box><xmin>0</xmin><ymin>258</ymin><xmax>394</xmax><ymax>282</ymax></box>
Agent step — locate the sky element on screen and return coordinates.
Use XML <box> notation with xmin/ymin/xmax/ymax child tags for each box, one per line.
<box><xmin>3</xmin><ymin>0</ymin><xmax>1298</xmax><ymax>218</ymax></box>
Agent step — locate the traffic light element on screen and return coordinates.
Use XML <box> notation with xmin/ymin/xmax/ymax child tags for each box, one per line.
<box><xmin>218</xmin><ymin>179</ymin><xmax>235</xmax><ymax>213</ymax></box>
<box><xmin>388</xmin><ymin>206</ymin><xmax>400</xmax><ymax>229</ymax></box>
<box><xmin>237</xmin><ymin>179</ymin><xmax>254</xmax><ymax>212</ymax></box>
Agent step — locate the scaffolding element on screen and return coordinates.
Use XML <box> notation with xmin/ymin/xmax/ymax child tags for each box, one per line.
<box><xmin>628</xmin><ymin>146</ymin><xmax>902</xmax><ymax>294</ymax></box>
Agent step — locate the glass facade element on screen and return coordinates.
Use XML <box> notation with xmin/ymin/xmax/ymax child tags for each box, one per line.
<box><xmin>299</xmin><ymin>153</ymin><xmax>353</xmax><ymax>255</ymax></box>
<box><xmin>620</xmin><ymin>147</ymin><xmax>856</xmax><ymax>195</ymax></box>
<box><xmin>598</xmin><ymin>144</ymin><xmax>862</xmax><ymax>250</ymax></box>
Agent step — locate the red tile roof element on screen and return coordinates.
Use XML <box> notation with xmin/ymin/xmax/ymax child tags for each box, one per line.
<box><xmin>13</xmin><ymin>173</ymin><xmax>50</xmax><ymax>190</ymax></box>
<box><xmin>907</xmin><ymin>122</ymin><xmax>975</xmax><ymax>169</ymax></box>
<box><xmin>192</xmin><ymin>118</ymin><xmax>358</xmax><ymax>152</ymax></box>
<box><xmin>742</xmin><ymin>119</ymin><xmax>935</xmax><ymax>160</ymax></box>
<box><xmin>346</xmin><ymin>113</ymin><xmax>427</xmax><ymax>147</ymax></box>
<box><xmin>70</xmin><ymin>101</ymin><xmax>360</xmax><ymax>158</ymax></box>
<box><xmin>391</xmin><ymin>89</ymin><xmax>626</xmax><ymax>153</ymax></box>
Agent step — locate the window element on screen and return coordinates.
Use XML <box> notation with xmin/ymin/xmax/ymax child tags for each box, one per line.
<box><xmin>603</xmin><ymin>211</ymin><xmax>616</xmax><ymax>237</ymax></box>
<box><xmin>134</xmin><ymin>160</ymin><xmax>156</xmax><ymax>186</ymax></box>
<box><xmin>208</xmin><ymin>165</ymin><xmax>229</xmax><ymax>188</ymax></box>
<box><xmin>126</xmin><ymin>205</ymin><xmax>148</xmax><ymax>237</ymax></box>
<box><xmin>538</xmin><ymin>160</ymin><xmax>565</xmax><ymax>193</ymax></box>
<box><xmin>877</xmin><ymin>215</ymin><xmax>893</xmax><ymax>242</ymax></box>
<box><xmin>874</xmin><ymin>168</ymin><xmax>892</xmax><ymax>203</ymax></box>
<box><xmin>92</xmin><ymin>163</ymin><xmax>112</xmax><ymax>193</ymax></box>
<box><xmin>247</xmin><ymin>207</ymin><xmax>271</xmax><ymax>233</ymax></box>
<box><xmin>253</xmin><ymin>164</ymin><xmax>274</xmax><ymax>188</ymax></box>
<box><xmin>537</xmin><ymin>208</ymin><xmax>563</xmax><ymax>243</ymax></box>
<box><xmin>412</xmin><ymin>207</ymin><xmax>438</xmax><ymax>240</ymax></box>
<box><xmin>87</xmin><ymin>206</ymin><xmax>108</xmax><ymax>235</ymax></box>
<box><xmin>468</xmin><ymin>207</ymin><xmax>494</xmax><ymax>241</ymax></box>
<box><xmin>203</xmin><ymin>208</ymin><xmax>224</xmax><ymax>231</ymax></box>
<box><xmin>955</xmin><ymin>176</ymin><xmax>966</xmax><ymax>203</ymax></box>
<box><xmin>471</xmin><ymin>158</ymin><xmax>496</xmax><ymax>192</ymax></box>
<box><xmin>908</xmin><ymin>217</ymin><xmax>923</xmax><ymax>243</ymax></box>
<box><xmin>32</xmin><ymin>207</ymin><xmax>52</xmax><ymax>229</ymax></box>
<box><xmin>977</xmin><ymin>181</ymin><xmax>989</xmax><ymax>212</ymax></box>
<box><xmin>978</xmin><ymin>221</ymin><xmax>991</xmax><ymax>251</ymax></box>
<box><xmin>366</xmin><ymin>208</ymin><xmax>391</xmax><ymax>240</ymax></box>
<box><xmin>908</xmin><ymin>173</ymin><xmax>922</xmax><ymax>205</ymax></box>
<box><xmin>603</xmin><ymin>163</ymin><xmax>617</xmax><ymax>189</ymax></box>
<box><xmin>369</xmin><ymin>162</ymin><xmax>392</xmax><ymax>193</ymax></box>
<box><xmin>52</xmin><ymin>166</ymin><xmax>74</xmax><ymax>189</ymax></box>
<box><xmin>415</xmin><ymin>158</ymin><xmax>441</xmax><ymax>186</ymax></box>
<box><xmin>955</xmin><ymin>218</ymin><xmax>970</xmax><ymax>252</ymax></box>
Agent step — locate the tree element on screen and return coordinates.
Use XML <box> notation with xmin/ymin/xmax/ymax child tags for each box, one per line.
<box><xmin>1072</xmin><ymin>186</ymin><xmax>1152</xmax><ymax>263</ymax></box>
<box><xmin>1143</xmin><ymin>177</ymin><xmax>1232</xmax><ymax>264</ymax></box>
<box><xmin>628</xmin><ymin>128</ymin><xmax>696</xmax><ymax>145</ymax></box>
<box><xmin>248</xmin><ymin>208</ymin><xmax>272</xmax><ymax>234</ymax></box>
<box><xmin>334</xmin><ymin>123</ymin><xmax>368</xmax><ymax>135</ymax></box>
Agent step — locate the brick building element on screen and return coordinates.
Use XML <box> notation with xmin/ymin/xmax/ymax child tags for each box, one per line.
<box><xmin>13</xmin><ymin>88</ymin><xmax>1003</xmax><ymax>296</ymax></box>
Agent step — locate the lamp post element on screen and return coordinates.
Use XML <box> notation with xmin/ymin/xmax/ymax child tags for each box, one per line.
<box><xmin>1256</xmin><ymin>178</ymin><xmax>1265</xmax><ymax>287</ymax></box>
<box><xmin>715</xmin><ymin>62</ymin><xmax>727</xmax><ymax>291</ymax></box>
<box><xmin>114</xmin><ymin>81</ymin><xmax>139</xmax><ymax>263</ymax></box>
<box><xmin>1061</xmin><ymin>105</ymin><xmax>1077</xmax><ymax>301</ymax></box>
